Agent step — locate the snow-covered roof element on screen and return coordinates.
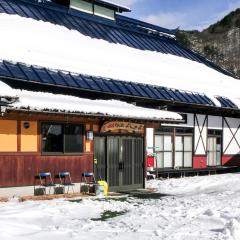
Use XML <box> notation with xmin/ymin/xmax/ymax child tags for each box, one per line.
<box><xmin>0</xmin><ymin>80</ymin><xmax>17</xmax><ymax>97</ymax></box>
<box><xmin>8</xmin><ymin>90</ymin><xmax>182</xmax><ymax>121</ymax></box>
<box><xmin>0</xmin><ymin>13</ymin><xmax>239</xmax><ymax>104</ymax></box>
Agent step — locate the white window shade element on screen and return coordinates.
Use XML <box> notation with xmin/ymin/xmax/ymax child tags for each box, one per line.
<box><xmin>184</xmin><ymin>152</ymin><xmax>192</xmax><ymax>167</ymax></box>
<box><xmin>164</xmin><ymin>152</ymin><xmax>173</xmax><ymax>168</ymax></box>
<box><xmin>184</xmin><ymin>136</ymin><xmax>192</xmax><ymax>151</ymax></box>
<box><xmin>175</xmin><ymin>152</ymin><xmax>183</xmax><ymax>167</ymax></box>
<box><xmin>155</xmin><ymin>135</ymin><xmax>164</xmax><ymax>151</ymax></box>
<box><xmin>164</xmin><ymin>136</ymin><xmax>172</xmax><ymax>151</ymax></box>
<box><xmin>175</xmin><ymin>136</ymin><xmax>183</xmax><ymax>151</ymax></box>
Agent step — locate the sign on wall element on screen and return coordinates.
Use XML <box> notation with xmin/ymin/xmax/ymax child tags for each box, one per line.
<box><xmin>101</xmin><ymin>121</ymin><xmax>144</xmax><ymax>134</ymax></box>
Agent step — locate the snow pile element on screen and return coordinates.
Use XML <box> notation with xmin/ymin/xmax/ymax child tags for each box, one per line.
<box><xmin>11</xmin><ymin>90</ymin><xmax>182</xmax><ymax>120</ymax></box>
<box><xmin>1</xmin><ymin>174</ymin><xmax>240</xmax><ymax>239</ymax></box>
<box><xmin>148</xmin><ymin>173</ymin><xmax>240</xmax><ymax>196</ymax></box>
<box><xmin>0</xmin><ymin>13</ymin><xmax>239</xmax><ymax>105</ymax></box>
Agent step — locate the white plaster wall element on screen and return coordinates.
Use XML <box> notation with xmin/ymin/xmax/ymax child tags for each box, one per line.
<box><xmin>194</xmin><ymin>114</ymin><xmax>207</xmax><ymax>155</ymax></box>
<box><xmin>208</xmin><ymin>116</ymin><xmax>223</xmax><ymax>130</ymax></box>
<box><xmin>146</xmin><ymin>128</ymin><xmax>154</xmax><ymax>154</ymax></box>
<box><xmin>223</xmin><ymin>117</ymin><xmax>240</xmax><ymax>155</ymax></box>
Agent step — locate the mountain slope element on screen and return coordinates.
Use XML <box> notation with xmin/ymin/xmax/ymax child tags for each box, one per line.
<box><xmin>176</xmin><ymin>8</ymin><xmax>240</xmax><ymax>79</ymax></box>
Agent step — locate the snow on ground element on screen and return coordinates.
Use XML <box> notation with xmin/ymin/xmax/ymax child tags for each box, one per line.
<box><xmin>1</xmin><ymin>173</ymin><xmax>240</xmax><ymax>240</ymax></box>
<box><xmin>0</xmin><ymin>13</ymin><xmax>240</xmax><ymax>104</ymax></box>
<box><xmin>10</xmin><ymin>90</ymin><xmax>182</xmax><ymax>120</ymax></box>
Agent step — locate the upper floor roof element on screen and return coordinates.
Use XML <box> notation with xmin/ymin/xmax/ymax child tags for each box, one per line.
<box><xmin>0</xmin><ymin>0</ymin><xmax>233</xmax><ymax>77</ymax></box>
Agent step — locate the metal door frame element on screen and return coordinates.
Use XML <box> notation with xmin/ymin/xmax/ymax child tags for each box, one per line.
<box><xmin>94</xmin><ymin>134</ymin><xmax>145</xmax><ymax>192</ymax></box>
<box><xmin>93</xmin><ymin>136</ymin><xmax>107</xmax><ymax>181</ymax></box>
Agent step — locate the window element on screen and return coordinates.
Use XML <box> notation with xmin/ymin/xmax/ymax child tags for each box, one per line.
<box><xmin>155</xmin><ymin>127</ymin><xmax>193</xmax><ymax>169</ymax></box>
<box><xmin>208</xmin><ymin>129</ymin><xmax>222</xmax><ymax>136</ymax></box>
<box><xmin>155</xmin><ymin>135</ymin><xmax>173</xmax><ymax>168</ymax></box>
<box><xmin>175</xmin><ymin>135</ymin><xmax>193</xmax><ymax>168</ymax></box>
<box><xmin>70</xmin><ymin>0</ymin><xmax>93</xmax><ymax>14</ymax></box>
<box><xmin>42</xmin><ymin>124</ymin><xmax>63</xmax><ymax>153</ymax></box>
<box><xmin>155</xmin><ymin>127</ymin><xmax>173</xmax><ymax>134</ymax></box>
<box><xmin>94</xmin><ymin>4</ymin><xmax>115</xmax><ymax>20</ymax></box>
<box><xmin>64</xmin><ymin>124</ymin><xmax>84</xmax><ymax>153</ymax></box>
<box><xmin>42</xmin><ymin>123</ymin><xmax>84</xmax><ymax>154</ymax></box>
<box><xmin>70</xmin><ymin>0</ymin><xmax>115</xmax><ymax>20</ymax></box>
<box><xmin>176</xmin><ymin>127</ymin><xmax>193</xmax><ymax>134</ymax></box>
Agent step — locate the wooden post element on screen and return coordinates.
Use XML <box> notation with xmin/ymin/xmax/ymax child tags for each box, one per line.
<box><xmin>172</xmin><ymin>127</ymin><xmax>176</xmax><ymax>168</ymax></box>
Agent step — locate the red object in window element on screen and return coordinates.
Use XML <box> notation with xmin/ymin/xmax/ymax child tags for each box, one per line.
<box><xmin>147</xmin><ymin>156</ymin><xmax>155</xmax><ymax>168</ymax></box>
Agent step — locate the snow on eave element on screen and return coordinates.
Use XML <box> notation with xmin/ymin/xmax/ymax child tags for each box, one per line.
<box><xmin>135</xmin><ymin>25</ymin><xmax>176</xmax><ymax>39</ymax></box>
<box><xmin>0</xmin><ymin>81</ymin><xmax>17</xmax><ymax>98</ymax></box>
<box><xmin>207</xmin><ymin>95</ymin><xmax>222</xmax><ymax>108</ymax></box>
<box><xmin>9</xmin><ymin>90</ymin><xmax>183</xmax><ymax>121</ymax></box>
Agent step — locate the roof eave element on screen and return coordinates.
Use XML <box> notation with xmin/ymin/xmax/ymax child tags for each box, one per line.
<box><xmin>6</xmin><ymin>108</ymin><xmax>184</xmax><ymax>124</ymax></box>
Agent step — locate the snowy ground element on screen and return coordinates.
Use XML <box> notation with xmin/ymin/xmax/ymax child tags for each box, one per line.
<box><xmin>1</xmin><ymin>173</ymin><xmax>240</xmax><ymax>240</ymax></box>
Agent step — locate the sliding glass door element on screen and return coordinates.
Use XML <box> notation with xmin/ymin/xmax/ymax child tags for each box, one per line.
<box><xmin>155</xmin><ymin>135</ymin><xmax>173</xmax><ymax>169</ymax></box>
<box><xmin>155</xmin><ymin>127</ymin><xmax>193</xmax><ymax>169</ymax></box>
<box><xmin>207</xmin><ymin>130</ymin><xmax>222</xmax><ymax>166</ymax></box>
<box><xmin>175</xmin><ymin>135</ymin><xmax>192</xmax><ymax>168</ymax></box>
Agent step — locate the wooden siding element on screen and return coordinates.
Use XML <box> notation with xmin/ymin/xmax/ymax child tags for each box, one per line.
<box><xmin>0</xmin><ymin>154</ymin><xmax>93</xmax><ymax>187</ymax></box>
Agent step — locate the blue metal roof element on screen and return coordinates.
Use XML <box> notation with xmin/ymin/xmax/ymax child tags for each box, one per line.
<box><xmin>0</xmin><ymin>0</ymin><xmax>233</xmax><ymax>77</ymax></box>
<box><xmin>0</xmin><ymin>60</ymin><xmax>238</xmax><ymax>110</ymax></box>
<box><xmin>216</xmin><ymin>96</ymin><xmax>238</xmax><ymax>109</ymax></box>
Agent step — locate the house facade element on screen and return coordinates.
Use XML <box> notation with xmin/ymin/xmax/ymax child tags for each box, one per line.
<box><xmin>147</xmin><ymin>114</ymin><xmax>240</xmax><ymax>170</ymax></box>
<box><xmin>0</xmin><ymin>0</ymin><xmax>239</xmax><ymax>193</ymax></box>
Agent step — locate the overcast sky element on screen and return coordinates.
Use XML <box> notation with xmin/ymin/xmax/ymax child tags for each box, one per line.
<box><xmin>111</xmin><ymin>0</ymin><xmax>240</xmax><ymax>30</ymax></box>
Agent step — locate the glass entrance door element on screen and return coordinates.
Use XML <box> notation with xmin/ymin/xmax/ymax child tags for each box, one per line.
<box><xmin>207</xmin><ymin>134</ymin><xmax>222</xmax><ymax>166</ymax></box>
<box><xmin>106</xmin><ymin>136</ymin><xmax>144</xmax><ymax>191</ymax></box>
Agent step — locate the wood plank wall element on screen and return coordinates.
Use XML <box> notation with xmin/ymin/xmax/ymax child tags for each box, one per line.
<box><xmin>0</xmin><ymin>111</ymin><xmax>98</xmax><ymax>187</ymax></box>
<box><xmin>0</xmin><ymin>111</ymin><xmax>156</xmax><ymax>187</ymax></box>
<box><xmin>0</xmin><ymin>154</ymin><xmax>93</xmax><ymax>187</ymax></box>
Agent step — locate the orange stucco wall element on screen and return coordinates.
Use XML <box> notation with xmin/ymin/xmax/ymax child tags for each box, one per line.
<box><xmin>21</xmin><ymin>121</ymin><xmax>38</xmax><ymax>152</ymax></box>
<box><xmin>0</xmin><ymin>120</ymin><xmax>17</xmax><ymax>152</ymax></box>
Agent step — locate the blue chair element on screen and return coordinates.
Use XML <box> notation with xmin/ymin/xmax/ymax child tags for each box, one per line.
<box><xmin>81</xmin><ymin>172</ymin><xmax>95</xmax><ymax>183</ymax></box>
<box><xmin>55</xmin><ymin>171</ymin><xmax>75</xmax><ymax>194</ymax></box>
<box><xmin>34</xmin><ymin>172</ymin><xmax>56</xmax><ymax>195</ymax></box>
<box><xmin>80</xmin><ymin>172</ymin><xmax>95</xmax><ymax>193</ymax></box>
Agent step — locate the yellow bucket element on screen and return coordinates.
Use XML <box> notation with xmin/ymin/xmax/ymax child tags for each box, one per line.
<box><xmin>97</xmin><ymin>180</ymin><xmax>108</xmax><ymax>196</ymax></box>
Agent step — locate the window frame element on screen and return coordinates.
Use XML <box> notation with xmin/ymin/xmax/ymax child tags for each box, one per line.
<box><xmin>41</xmin><ymin>122</ymin><xmax>85</xmax><ymax>155</ymax></box>
<box><xmin>155</xmin><ymin>127</ymin><xmax>194</xmax><ymax>169</ymax></box>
